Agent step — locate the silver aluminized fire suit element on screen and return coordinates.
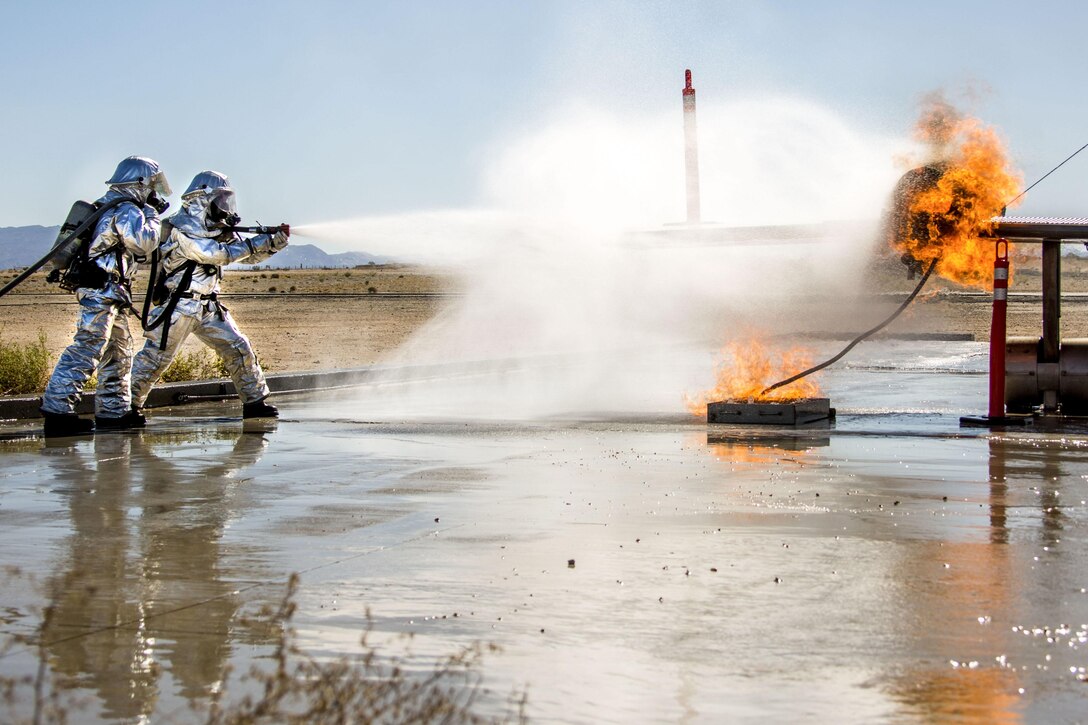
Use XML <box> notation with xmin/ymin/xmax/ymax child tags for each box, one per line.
<box><xmin>41</xmin><ymin>159</ymin><xmax>167</xmax><ymax>419</ymax></box>
<box><xmin>130</xmin><ymin>179</ymin><xmax>287</xmax><ymax>408</ymax></box>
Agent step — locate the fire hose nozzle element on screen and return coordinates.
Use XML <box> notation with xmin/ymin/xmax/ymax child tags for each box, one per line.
<box><xmin>227</xmin><ymin>223</ymin><xmax>291</xmax><ymax>236</ymax></box>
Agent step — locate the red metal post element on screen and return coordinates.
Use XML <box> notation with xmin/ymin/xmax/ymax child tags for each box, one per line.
<box><xmin>988</xmin><ymin>240</ymin><xmax>1010</xmax><ymax>418</ymax></box>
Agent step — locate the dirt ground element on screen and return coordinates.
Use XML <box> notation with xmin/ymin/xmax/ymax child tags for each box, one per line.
<box><xmin>4</xmin><ymin>251</ymin><xmax>1088</xmax><ymax>374</ymax></box>
<box><xmin>859</xmin><ymin>249</ymin><xmax>1088</xmax><ymax>342</ymax></box>
<box><xmin>0</xmin><ymin>265</ymin><xmax>453</xmax><ymax>374</ymax></box>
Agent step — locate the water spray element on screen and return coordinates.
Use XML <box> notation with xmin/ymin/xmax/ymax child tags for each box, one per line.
<box><xmin>761</xmin><ymin>258</ymin><xmax>938</xmax><ymax>396</ymax></box>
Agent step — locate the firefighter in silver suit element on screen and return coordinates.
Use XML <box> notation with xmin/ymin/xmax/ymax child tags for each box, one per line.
<box><xmin>41</xmin><ymin>156</ymin><xmax>170</xmax><ymax>437</ymax></box>
<box><xmin>130</xmin><ymin>171</ymin><xmax>288</xmax><ymax>419</ymax></box>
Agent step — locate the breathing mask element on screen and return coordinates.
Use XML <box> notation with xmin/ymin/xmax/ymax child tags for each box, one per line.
<box><xmin>205</xmin><ymin>188</ymin><xmax>241</xmax><ymax>229</ymax></box>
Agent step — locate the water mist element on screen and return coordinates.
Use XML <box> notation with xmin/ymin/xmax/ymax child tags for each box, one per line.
<box><xmin>295</xmin><ymin>96</ymin><xmax>912</xmax><ymax>420</ymax></box>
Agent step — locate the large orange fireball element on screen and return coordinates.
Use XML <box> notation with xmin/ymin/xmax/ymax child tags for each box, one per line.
<box><xmin>685</xmin><ymin>337</ymin><xmax>822</xmax><ymax>417</ymax></box>
<box><xmin>888</xmin><ymin>94</ymin><xmax>1023</xmax><ymax>290</ymax></box>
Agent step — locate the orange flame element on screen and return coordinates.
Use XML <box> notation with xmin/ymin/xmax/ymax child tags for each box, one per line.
<box><xmin>891</xmin><ymin>94</ymin><xmax>1023</xmax><ymax>290</ymax></box>
<box><xmin>685</xmin><ymin>337</ymin><xmax>822</xmax><ymax>417</ymax></box>
<box><xmin>706</xmin><ymin>441</ymin><xmax>813</xmax><ymax>466</ymax></box>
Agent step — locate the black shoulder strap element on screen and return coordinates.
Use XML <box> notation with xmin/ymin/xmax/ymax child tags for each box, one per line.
<box><xmin>85</xmin><ymin>198</ymin><xmax>139</xmax><ymax>260</ymax></box>
<box><xmin>140</xmin><ymin>247</ymin><xmax>161</xmax><ymax>330</ymax></box>
<box><xmin>140</xmin><ymin>219</ymin><xmax>173</xmax><ymax>329</ymax></box>
<box><xmin>0</xmin><ymin>196</ymin><xmax>129</xmax><ymax>299</ymax></box>
<box><xmin>152</xmin><ymin>261</ymin><xmax>197</xmax><ymax>350</ymax></box>
<box><xmin>142</xmin><ymin>257</ymin><xmax>197</xmax><ymax>352</ymax></box>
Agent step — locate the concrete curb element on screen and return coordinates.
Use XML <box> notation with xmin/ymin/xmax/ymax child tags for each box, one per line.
<box><xmin>0</xmin><ymin>367</ymin><xmax>376</xmax><ymax>421</ymax></box>
<box><xmin>0</xmin><ymin>358</ymin><xmax>530</xmax><ymax>420</ymax></box>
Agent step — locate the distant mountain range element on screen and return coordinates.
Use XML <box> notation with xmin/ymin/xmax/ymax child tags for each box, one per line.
<box><xmin>0</xmin><ymin>225</ymin><xmax>56</xmax><ymax>270</ymax></box>
<box><xmin>0</xmin><ymin>225</ymin><xmax>387</xmax><ymax>270</ymax></box>
<box><xmin>237</xmin><ymin>243</ymin><xmax>389</xmax><ymax>269</ymax></box>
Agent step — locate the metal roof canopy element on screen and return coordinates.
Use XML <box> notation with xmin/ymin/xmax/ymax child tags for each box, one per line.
<box><xmin>990</xmin><ymin>216</ymin><xmax>1088</xmax><ymax>242</ymax></box>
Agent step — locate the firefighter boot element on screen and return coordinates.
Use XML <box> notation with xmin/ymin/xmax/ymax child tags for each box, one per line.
<box><xmin>42</xmin><ymin>412</ymin><xmax>95</xmax><ymax>438</ymax></box>
<box><xmin>95</xmin><ymin>406</ymin><xmax>147</xmax><ymax>430</ymax></box>
<box><xmin>242</xmin><ymin>399</ymin><xmax>279</xmax><ymax>419</ymax></box>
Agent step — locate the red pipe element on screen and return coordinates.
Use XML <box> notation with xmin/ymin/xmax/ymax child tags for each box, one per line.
<box><xmin>988</xmin><ymin>240</ymin><xmax>1010</xmax><ymax>418</ymax></box>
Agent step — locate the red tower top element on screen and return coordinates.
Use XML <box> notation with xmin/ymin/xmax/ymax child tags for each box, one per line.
<box><xmin>683</xmin><ymin>69</ymin><xmax>695</xmax><ymax>96</ymax></box>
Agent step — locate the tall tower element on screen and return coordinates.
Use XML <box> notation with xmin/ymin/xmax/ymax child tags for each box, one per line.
<box><xmin>682</xmin><ymin>69</ymin><xmax>701</xmax><ymax>225</ymax></box>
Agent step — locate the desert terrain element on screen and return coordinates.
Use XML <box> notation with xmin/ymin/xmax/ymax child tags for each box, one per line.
<box><xmin>3</xmin><ymin>250</ymin><xmax>1088</xmax><ymax>375</ymax></box>
<box><xmin>0</xmin><ymin>265</ymin><xmax>453</xmax><ymax>374</ymax></box>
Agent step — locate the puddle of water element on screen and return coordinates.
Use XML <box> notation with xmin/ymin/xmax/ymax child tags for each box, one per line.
<box><xmin>1</xmin><ymin>346</ymin><xmax>1087</xmax><ymax>722</ymax></box>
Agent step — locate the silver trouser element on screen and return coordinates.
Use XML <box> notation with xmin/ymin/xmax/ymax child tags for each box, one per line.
<box><xmin>131</xmin><ymin>300</ymin><xmax>270</xmax><ymax>407</ymax></box>
<box><xmin>42</xmin><ymin>290</ymin><xmax>133</xmax><ymax>418</ymax></box>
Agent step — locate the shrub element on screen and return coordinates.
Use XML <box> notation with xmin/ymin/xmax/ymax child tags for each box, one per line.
<box><xmin>0</xmin><ymin>330</ymin><xmax>51</xmax><ymax>395</ymax></box>
<box><xmin>159</xmin><ymin>348</ymin><xmax>271</xmax><ymax>383</ymax></box>
<box><xmin>367</xmin><ymin>287</ymin><xmax>377</xmax><ymax>294</ymax></box>
<box><xmin>161</xmin><ymin>349</ymin><xmax>230</xmax><ymax>383</ymax></box>
<box><xmin>200</xmin><ymin>575</ymin><xmax>527</xmax><ymax>723</ymax></box>
<box><xmin>268</xmin><ymin>286</ymin><xmax>277</xmax><ymax>292</ymax></box>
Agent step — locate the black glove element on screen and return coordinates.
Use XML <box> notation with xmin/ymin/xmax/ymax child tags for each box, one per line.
<box><xmin>147</xmin><ymin>191</ymin><xmax>170</xmax><ymax>215</ymax></box>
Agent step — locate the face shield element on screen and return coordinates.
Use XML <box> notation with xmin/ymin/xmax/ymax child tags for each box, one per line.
<box><xmin>205</xmin><ymin>188</ymin><xmax>241</xmax><ymax>229</ymax></box>
<box><xmin>148</xmin><ymin>170</ymin><xmax>172</xmax><ymax>197</ymax></box>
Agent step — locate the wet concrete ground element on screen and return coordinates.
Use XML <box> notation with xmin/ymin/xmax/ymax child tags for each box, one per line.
<box><xmin>1</xmin><ymin>341</ymin><xmax>1088</xmax><ymax>722</ymax></box>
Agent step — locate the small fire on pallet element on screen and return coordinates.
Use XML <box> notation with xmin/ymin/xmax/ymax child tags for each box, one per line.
<box><xmin>687</xmin><ymin>337</ymin><xmax>831</xmax><ymax>425</ymax></box>
<box><xmin>707</xmin><ymin>398</ymin><xmax>835</xmax><ymax>426</ymax></box>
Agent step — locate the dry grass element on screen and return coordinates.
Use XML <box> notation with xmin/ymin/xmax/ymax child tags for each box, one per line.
<box><xmin>161</xmin><ymin>348</ymin><xmax>233</xmax><ymax>383</ymax></box>
<box><xmin>0</xmin><ymin>332</ymin><xmax>250</xmax><ymax>396</ymax></box>
<box><xmin>0</xmin><ymin>330</ymin><xmax>50</xmax><ymax>395</ymax></box>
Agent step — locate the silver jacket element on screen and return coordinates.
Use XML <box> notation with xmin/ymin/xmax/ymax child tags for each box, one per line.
<box><xmin>87</xmin><ymin>187</ymin><xmax>161</xmax><ymax>301</ymax></box>
<box><xmin>159</xmin><ymin>194</ymin><xmax>287</xmax><ymax>302</ymax></box>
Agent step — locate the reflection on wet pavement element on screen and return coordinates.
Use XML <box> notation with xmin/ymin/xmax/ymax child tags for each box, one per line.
<box><xmin>9</xmin><ymin>427</ymin><xmax>279</xmax><ymax>721</ymax></box>
<box><xmin>0</xmin><ymin>349</ymin><xmax>1087</xmax><ymax>722</ymax></box>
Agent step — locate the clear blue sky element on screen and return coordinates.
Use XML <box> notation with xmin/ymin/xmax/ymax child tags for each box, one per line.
<box><xmin>2</xmin><ymin>0</ymin><xmax>1086</xmax><ymax>228</ymax></box>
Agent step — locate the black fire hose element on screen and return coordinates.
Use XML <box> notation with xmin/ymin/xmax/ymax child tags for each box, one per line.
<box><xmin>761</xmin><ymin>258</ymin><xmax>939</xmax><ymax>395</ymax></box>
<box><xmin>0</xmin><ymin>197</ymin><xmax>128</xmax><ymax>299</ymax></box>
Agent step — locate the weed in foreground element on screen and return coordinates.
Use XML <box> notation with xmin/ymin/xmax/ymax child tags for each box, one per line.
<box><xmin>204</xmin><ymin>575</ymin><xmax>526</xmax><ymax>724</ymax></box>
<box><xmin>1</xmin><ymin>571</ymin><xmax>527</xmax><ymax>724</ymax></box>
<box><xmin>161</xmin><ymin>349</ymin><xmax>231</xmax><ymax>383</ymax></box>
<box><xmin>0</xmin><ymin>330</ymin><xmax>51</xmax><ymax>396</ymax></box>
